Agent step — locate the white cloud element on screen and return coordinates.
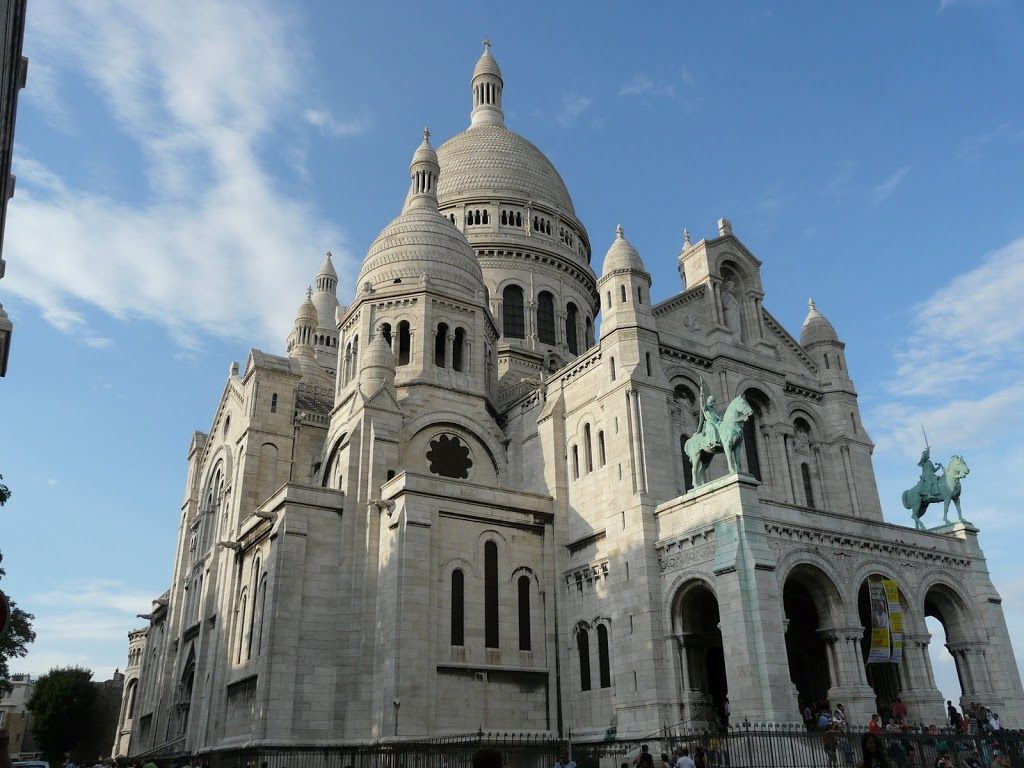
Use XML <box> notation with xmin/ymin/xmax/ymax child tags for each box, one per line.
<box><xmin>889</xmin><ymin>237</ymin><xmax>1024</xmax><ymax>397</ymax></box>
<box><xmin>304</xmin><ymin>108</ymin><xmax>371</xmax><ymax>138</ymax></box>
<box><xmin>618</xmin><ymin>74</ymin><xmax>677</xmax><ymax>100</ymax></box>
<box><xmin>6</xmin><ymin>0</ymin><xmax>358</xmax><ymax>350</ymax></box>
<box><xmin>872</xmin><ymin>165</ymin><xmax>910</xmax><ymax>205</ymax></box>
<box><xmin>824</xmin><ymin>161</ymin><xmax>856</xmax><ymax>199</ymax></box>
<box><xmin>556</xmin><ymin>93</ymin><xmax>591</xmax><ymax>128</ymax></box>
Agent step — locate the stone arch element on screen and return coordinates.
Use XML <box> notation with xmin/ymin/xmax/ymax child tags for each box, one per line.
<box><xmin>509</xmin><ymin>564</ymin><xmax>541</xmax><ymax>588</ymax></box>
<box><xmin>318</xmin><ymin>431</ymin><xmax>348</xmax><ymax>488</ymax></box>
<box><xmin>668</xmin><ymin>576</ymin><xmax>728</xmax><ymax>727</ymax></box>
<box><xmin>777</xmin><ymin>553</ymin><xmax>846</xmax><ymax>620</ymax></box>
<box><xmin>853</xmin><ymin>567</ymin><xmax>916</xmax><ymax>712</ymax></box>
<box><xmin>441</xmin><ymin>555</ymin><xmax>476</xmax><ymax>581</ymax></box>
<box><xmin>922</xmin><ymin>579</ymin><xmax>974</xmax><ymax>644</ymax></box>
<box><xmin>731</xmin><ymin>379</ymin><xmax>780</xmax><ymax>418</ymax></box>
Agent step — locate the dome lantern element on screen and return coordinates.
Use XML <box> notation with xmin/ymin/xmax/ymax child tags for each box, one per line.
<box><xmin>406</xmin><ymin>127</ymin><xmax>440</xmax><ymax>212</ymax></box>
<box><xmin>470</xmin><ymin>38</ymin><xmax>504</xmax><ymax>127</ymax></box>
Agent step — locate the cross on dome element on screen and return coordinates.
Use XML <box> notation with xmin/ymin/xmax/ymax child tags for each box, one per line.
<box><xmin>616</xmin><ymin>224</ymin><xmax>624</xmax><ymax>239</ymax></box>
<box><xmin>482</xmin><ymin>37</ymin><xmax>492</xmax><ymax>52</ymax></box>
<box><xmin>306</xmin><ymin>286</ymin><xmax>313</xmax><ymax>299</ymax></box>
<box><xmin>423</xmin><ymin>126</ymin><xmax>430</xmax><ymax>142</ymax></box>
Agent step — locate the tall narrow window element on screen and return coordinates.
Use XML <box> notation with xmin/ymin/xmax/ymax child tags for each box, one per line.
<box><xmin>637</xmin><ymin>286</ymin><xmax>644</xmax><ymax>304</ymax></box>
<box><xmin>801</xmin><ymin>463</ymin><xmax>815</xmax><ymax>509</ymax></box>
<box><xmin>351</xmin><ymin>336</ymin><xmax>359</xmax><ymax>379</ymax></box>
<box><xmin>397</xmin><ymin>321</ymin><xmax>411</xmax><ymax>366</ymax></box>
<box><xmin>270</xmin><ymin>393</ymin><xmax>277</xmax><ymax>413</ymax></box>
<box><xmin>451</xmin><ymin>569</ymin><xmax>465</xmax><ymax>645</ymax></box>
<box><xmin>598</xmin><ymin>431</ymin><xmax>606</xmax><ymax>467</ymax></box>
<box><xmin>484</xmin><ymin>541</ymin><xmax>499</xmax><ymax>648</ymax></box>
<box><xmin>453</xmin><ymin>327</ymin><xmax>466</xmax><ymax>371</ymax></box>
<box><xmin>537</xmin><ymin>291</ymin><xmax>556</xmax><ymax>344</ymax></box>
<box><xmin>566</xmin><ymin>303</ymin><xmax>579</xmax><ymax>354</ymax></box>
<box><xmin>435</xmin><ymin>323</ymin><xmax>448</xmax><ymax>368</ymax></box>
<box><xmin>742</xmin><ymin>417</ymin><xmax>761</xmax><ymax>481</ymax></box>
<box><xmin>246</xmin><ymin>558</ymin><xmax>260</xmax><ymax>660</ymax></box>
<box><xmin>502</xmin><ymin>285</ymin><xmax>525</xmax><ymax>339</ymax></box>
<box><xmin>518</xmin><ymin>575</ymin><xmax>531</xmax><ymax>651</ymax></box>
<box><xmin>255</xmin><ymin>576</ymin><xmax>267</xmax><ymax>655</ymax></box>
<box><xmin>584</xmin><ymin>423</ymin><xmax>593</xmax><ymax>473</ymax></box>
<box><xmin>597</xmin><ymin>624</ymin><xmax>611</xmax><ymax>688</ymax></box>
<box><xmin>578</xmin><ymin>628</ymin><xmax>592</xmax><ymax>691</ymax></box>
<box><xmin>572</xmin><ymin>446</ymin><xmax>580</xmax><ymax>479</ymax></box>
<box><xmin>645</xmin><ymin>352</ymin><xmax>652</xmax><ymax>376</ymax></box>
<box><xmin>381</xmin><ymin>323</ymin><xmax>392</xmax><ymax>348</ymax></box>
<box><xmin>680</xmin><ymin>434</ymin><xmax>693</xmax><ymax>492</ymax></box>
<box><xmin>586</xmin><ymin>317</ymin><xmax>594</xmax><ymax>348</ymax></box>
<box><xmin>620</xmin><ymin>285</ymin><xmax>627</xmax><ymax>303</ymax></box>
<box><xmin>236</xmin><ymin>588</ymin><xmax>248</xmax><ymax>664</ymax></box>
<box><xmin>610</xmin><ymin>357</ymin><xmax>616</xmax><ymax>381</ymax></box>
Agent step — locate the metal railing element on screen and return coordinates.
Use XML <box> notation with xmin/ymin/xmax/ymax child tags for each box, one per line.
<box><xmin>133</xmin><ymin>725</ymin><xmax>1024</xmax><ymax>768</ymax></box>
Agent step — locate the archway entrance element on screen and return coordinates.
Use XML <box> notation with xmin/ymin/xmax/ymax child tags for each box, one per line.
<box><xmin>858</xmin><ymin>577</ymin><xmax>903</xmax><ymax>716</ymax></box>
<box><xmin>924</xmin><ymin>584</ymin><xmax>971</xmax><ymax>709</ymax></box>
<box><xmin>784</xmin><ymin>565</ymin><xmax>841</xmax><ymax>713</ymax></box>
<box><xmin>673</xmin><ymin>581</ymin><xmax>728</xmax><ymax>728</ymax></box>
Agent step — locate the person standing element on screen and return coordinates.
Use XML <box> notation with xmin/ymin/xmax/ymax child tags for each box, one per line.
<box><xmin>675</xmin><ymin>749</ymin><xmax>695</xmax><ymax>768</ymax></box>
<box><xmin>635</xmin><ymin>745</ymin><xmax>654</xmax><ymax>768</ymax></box>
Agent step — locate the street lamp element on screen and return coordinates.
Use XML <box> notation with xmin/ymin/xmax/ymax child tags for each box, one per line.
<box><xmin>0</xmin><ymin>303</ymin><xmax>11</xmax><ymax>377</ymax></box>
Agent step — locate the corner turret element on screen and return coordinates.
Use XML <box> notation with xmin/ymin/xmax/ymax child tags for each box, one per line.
<box><xmin>801</xmin><ymin>298</ymin><xmax>851</xmax><ymax>387</ymax></box>
<box><xmin>598</xmin><ymin>225</ymin><xmax>655</xmax><ymax>339</ymax></box>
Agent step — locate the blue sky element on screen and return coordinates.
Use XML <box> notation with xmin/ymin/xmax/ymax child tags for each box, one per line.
<box><xmin>2</xmin><ymin>0</ymin><xmax>1023</xmax><ymax>714</ymax></box>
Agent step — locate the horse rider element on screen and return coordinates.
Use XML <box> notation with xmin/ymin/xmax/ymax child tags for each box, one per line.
<box><xmin>918</xmin><ymin>447</ymin><xmax>943</xmax><ymax>498</ymax></box>
<box><xmin>696</xmin><ymin>378</ymin><xmax>723</xmax><ymax>448</ymax></box>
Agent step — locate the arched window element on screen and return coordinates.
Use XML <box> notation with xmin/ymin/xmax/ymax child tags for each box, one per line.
<box><xmin>502</xmin><ymin>285</ymin><xmax>525</xmax><ymax>339</ymax></box>
<box><xmin>597</xmin><ymin>624</ymin><xmax>611</xmax><ymax>688</ymax></box>
<box><xmin>572</xmin><ymin>445</ymin><xmax>579</xmax><ymax>480</ymax></box>
<box><xmin>742</xmin><ymin>391</ymin><xmax>767</xmax><ymax>481</ymax></box>
<box><xmin>515</xmin><ymin>212</ymin><xmax>522</xmax><ymax>227</ymax></box>
<box><xmin>124</xmin><ymin>679</ymin><xmax>138</xmax><ymax>722</ymax></box>
<box><xmin>451</xmin><ymin>569</ymin><xmax>464</xmax><ymax>646</ymax></box>
<box><xmin>680</xmin><ymin>434</ymin><xmax>694</xmax><ymax>492</ymax></box>
<box><xmin>801</xmin><ymin>463</ymin><xmax>815</xmax><ymax>509</ymax></box>
<box><xmin>453</xmin><ymin>327</ymin><xmax>466</xmax><ymax>371</ymax></box>
<box><xmin>501</xmin><ymin>210</ymin><xmax>508</xmax><ymax>225</ymax></box>
<box><xmin>598</xmin><ymin>430</ymin><xmax>606</xmax><ymax>467</ymax></box>
<box><xmin>585</xmin><ymin>317</ymin><xmax>594</xmax><ymax>348</ymax></box>
<box><xmin>255</xmin><ymin>575</ymin><xmax>267</xmax><ymax>655</ymax></box>
<box><xmin>609</xmin><ymin>357</ymin><xmax>616</xmax><ymax>381</ymax></box>
<box><xmin>435</xmin><ymin>322</ymin><xmax>448</xmax><ymax>367</ymax></box>
<box><xmin>578</xmin><ymin>627</ymin><xmax>592</xmax><ymax>691</ymax></box>
<box><xmin>397</xmin><ymin>321</ymin><xmax>411</xmax><ymax>366</ymax></box>
<box><xmin>824</xmin><ymin>353</ymin><xmax>830</xmax><ymax>369</ymax></box>
<box><xmin>606</xmin><ymin>291</ymin><xmax>611</xmax><ymax>309</ymax></box>
<box><xmin>246</xmin><ymin>557</ymin><xmax>261</xmax><ymax>660</ymax></box>
<box><xmin>235</xmin><ymin>588</ymin><xmax>248</xmax><ymax>664</ymax></box>
<box><xmin>583</xmin><ymin>423</ymin><xmax>593</xmax><ymax>473</ymax></box>
<box><xmin>482</xmin><ymin>209</ymin><xmax>489</xmax><ymax>224</ymax></box>
<box><xmin>351</xmin><ymin>335</ymin><xmax>359</xmax><ymax>379</ymax></box>
<box><xmin>637</xmin><ymin>286</ymin><xmax>644</xmax><ymax>304</ymax></box>
<box><xmin>537</xmin><ymin>291</ymin><xmax>556</xmax><ymax>345</ymax></box>
<box><xmin>566</xmin><ymin>302</ymin><xmax>579</xmax><ymax>355</ymax></box>
<box><xmin>518</xmin><ymin>575</ymin><xmax>531</xmax><ymax>651</ymax></box>
<box><xmin>484</xmin><ymin>541</ymin><xmax>499</xmax><ymax>648</ymax></box>
<box><xmin>620</xmin><ymin>285</ymin><xmax>627</xmax><ymax>303</ymax></box>
<box><xmin>381</xmin><ymin>323</ymin><xmax>392</xmax><ymax>348</ymax></box>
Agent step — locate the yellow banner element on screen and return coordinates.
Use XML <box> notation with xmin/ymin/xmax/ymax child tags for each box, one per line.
<box><xmin>883</xmin><ymin>579</ymin><xmax>903</xmax><ymax>664</ymax></box>
<box><xmin>867</xmin><ymin>580</ymin><xmax>891</xmax><ymax>663</ymax></box>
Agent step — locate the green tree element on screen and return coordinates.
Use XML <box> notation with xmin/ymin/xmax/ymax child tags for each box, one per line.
<box><xmin>27</xmin><ymin>667</ymin><xmax>97</xmax><ymax>765</ymax></box>
<box><xmin>0</xmin><ymin>475</ymin><xmax>36</xmax><ymax>695</ymax></box>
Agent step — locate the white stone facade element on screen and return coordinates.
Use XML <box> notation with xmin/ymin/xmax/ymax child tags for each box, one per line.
<box><xmin>121</xmin><ymin>46</ymin><xmax>1024</xmax><ymax>755</ymax></box>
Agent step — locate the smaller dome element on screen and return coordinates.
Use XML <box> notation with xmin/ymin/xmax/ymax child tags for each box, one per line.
<box><xmin>295</xmin><ymin>290</ymin><xmax>318</xmax><ymax>324</ymax></box>
<box><xmin>601</xmin><ymin>224</ymin><xmax>646</xmax><ymax>275</ymax></box>
<box><xmin>473</xmin><ymin>48</ymin><xmax>502</xmax><ymax>80</ymax></box>
<box><xmin>801</xmin><ymin>298</ymin><xmax>840</xmax><ymax>347</ymax></box>
<box><xmin>360</xmin><ymin>330</ymin><xmax>396</xmax><ymax>387</ymax></box>
<box><xmin>412</xmin><ymin>128</ymin><xmax>438</xmax><ymax>167</ymax></box>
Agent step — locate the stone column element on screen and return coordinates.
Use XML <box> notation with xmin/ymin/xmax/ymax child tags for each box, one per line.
<box><xmin>840</xmin><ymin>444</ymin><xmax>861</xmax><ymax>516</ymax></box>
<box><xmin>812</xmin><ymin>445</ymin><xmax>829</xmax><ymax>510</ymax></box>
<box><xmin>897</xmin><ymin>632</ymin><xmax>945</xmax><ymax>724</ymax></box>
<box><xmin>822</xmin><ymin>628</ymin><xmax>876</xmax><ymax>725</ymax></box>
<box><xmin>781</xmin><ymin>432</ymin><xmax>798</xmax><ymax>503</ymax></box>
<box><xmin>526</xmin><ymin>300</ymin><xmax>537</xmax><ymax>343</ymax></box>
<box><xmin>774</xmin><ymin>431</ymin><xmax>793</xmax><ymax>504</ymax></box>
<box><xmin>758</xmin><ymin>426</ymin><xmax>775</xmax><ymax>489</ymax></box>
<box><xmin>445</xmin><ymin>331</ymin><xmax>454</xmax><ymax>369</ymax></box>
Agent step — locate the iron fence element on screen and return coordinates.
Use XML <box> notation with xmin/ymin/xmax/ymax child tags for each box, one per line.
<box><xmin>139</xmin><ymin>726</ymin><xmax>1024</xmax><ymax>768</ymax></box>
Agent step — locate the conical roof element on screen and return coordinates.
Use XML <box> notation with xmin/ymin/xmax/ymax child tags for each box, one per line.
<box><xmin>800</xmin><ymin>298</ymin><xmax>840</xmax><ymax>346</ymax></box>
<box><xmin>601</xmin><ymin>225</ymin><xmax>646</xmax><ymax>275</ymax></box>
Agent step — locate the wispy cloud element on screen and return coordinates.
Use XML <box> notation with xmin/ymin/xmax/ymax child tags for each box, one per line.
<box><xmin>888</xmin><ymin>237</ymin><xmax>1024</xmax><ymax>397</ymax></box>
<box><xmin>556</xmin><ymin>93</ymin><xmax>591</xmax><ymax>127</ymax></box>
<box><xmin>957</xmin><ymin>123</ymin><xmax>1024</xmax><ymax>163</ymax></box>
<box><xmin>618</xmin><ymin>75</ymin><xmax>677</xmax><ymax>101</ymax></box>
<box><xmin>824</xmin><ymin>161</ymin><xmax>856</xmax><ymax>199</ymax></box>
<box><xmin>304</xmin><ymin>108</ymin><xmax>371</xmax><ymax>138</ymax></box>
<box><xmin>7</xmin><ymin>0</ymin><xmax>355</xmax><ymax>351</ymax></box>
<box><xmin>872</xmin><ymin>165</ymin><xmax>910</xmax><ymax>205</ymax></box>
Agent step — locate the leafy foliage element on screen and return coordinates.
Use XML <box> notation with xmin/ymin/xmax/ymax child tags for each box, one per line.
<box><xmin>0</xmin><ymin>476</ymin><xmax>36</xmax><ymax>696</ymax></box>
<box><xmin>27</xmin><ymin>667</ymin><xmax>97</xmax><ymax>765</ymax></box>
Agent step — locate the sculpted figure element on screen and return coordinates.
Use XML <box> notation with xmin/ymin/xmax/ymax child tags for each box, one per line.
<box><xmin>721</xmin><ymin>280</ymin><xmax>741</xmax><ymax>334</ymax></box>
<box><xmin>902</xmin><ymin>449</ymin><xmax>970</xmax><ymax>530</ymax></box>
<box><xmin>683</xmin><ymin>377</ymin><xmax>754</xmax><ymax>487</ymax></box>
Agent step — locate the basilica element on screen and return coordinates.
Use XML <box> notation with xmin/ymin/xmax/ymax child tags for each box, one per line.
<box><xmin>113</xmin><ymin>45</ymin><xmax>1024</xmax><ymax>756</ymax></box>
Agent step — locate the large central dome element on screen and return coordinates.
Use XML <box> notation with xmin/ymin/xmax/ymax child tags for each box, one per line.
<box><xmin>437</xmin><ymin>123</ymin><xmax>576</xmax><ymax>216</ymax></box>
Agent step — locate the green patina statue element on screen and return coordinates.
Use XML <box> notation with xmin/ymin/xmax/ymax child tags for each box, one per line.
<box><xmin>683</xmin><ymin>377</ymin><xmax>754</xmax><ymax>487</ymax></box>
<box><xmin>902</xmin><ymin>446</ymin><xmax>970</xmax><ymax>529</ymax></box>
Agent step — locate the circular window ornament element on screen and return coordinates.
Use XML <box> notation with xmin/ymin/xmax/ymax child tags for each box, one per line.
<box><xmin>426</xmin><ymin>433</ymin><xmax>473</xmax><ymax>479</ymax></box>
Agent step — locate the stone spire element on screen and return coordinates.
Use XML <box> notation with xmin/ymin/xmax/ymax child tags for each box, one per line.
<box><xmin>801</xmin><ymin>297</ymin><xmax>840</xmax><ymax>347</ymax></box>
<box><xmin>470</xmin><ymin>39</ymin><xmax>504</xmax><ymax>127</ymax></box>
<box><xmin>289</xmin><ymin>289</ymin><xmax>318</xmax><ymax>359</ymax></box>
<box><xmin>405</xmin><ymin>127</ymin><xmax>440</xmax><ymax>212</ymax></box>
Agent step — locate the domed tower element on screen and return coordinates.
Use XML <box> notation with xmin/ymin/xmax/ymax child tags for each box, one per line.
<box><xmin>311</xmin><ymin>252</ymin><xmax>342</xmax><ymax>367</ymax></box>
<box><xmin>288</xmin><ymin>288</ymin><xmax>333</xmax><ymax>387</ymax></box>
<box><xmin>598</xmin><ymin>225</ymin><xmax>655</xmax><ymax>338</ymax></box>
<box><xmin>437</xmin><ymin>42</ymin><xmax>597</xmax><ymax>387</ymax></box>
<box><xmin>336</xmin><ymin>130</ymin><xmax>497</xmax><ymax>403</ymax></box>
<box><xmin>800</xmin><ymin>298</ymin><xmax>851</xmax><ymax>389</ymax></box>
